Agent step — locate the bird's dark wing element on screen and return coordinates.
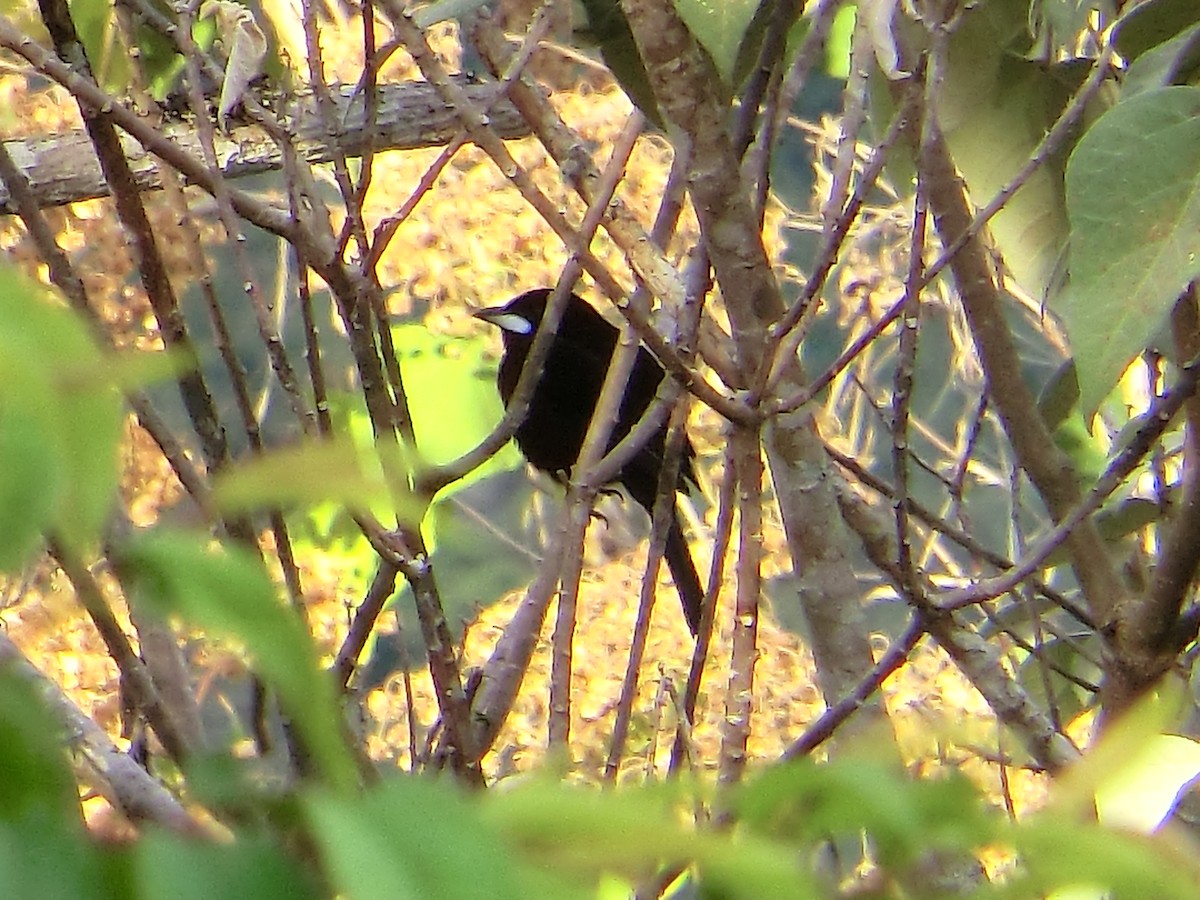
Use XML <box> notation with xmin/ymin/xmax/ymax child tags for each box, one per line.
<box><xmin>499</xmin><ymin>315</ymin><xmax>617</xmax><ymax>476</ymax></box>
<box><xmin>482</xmin><ymin>289</ymin><xmax>704</xmax><ymax>634</ymax></box>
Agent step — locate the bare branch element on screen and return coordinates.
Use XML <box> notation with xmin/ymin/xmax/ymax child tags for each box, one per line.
<box><xmin>0</xmin><ymin>81</ymin><xmax>530</xmax><ymax>214</ymax></box>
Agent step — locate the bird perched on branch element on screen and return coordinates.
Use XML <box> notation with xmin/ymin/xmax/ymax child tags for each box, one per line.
<box><xmin>474</xmin><ymin>288</ymin><xmax>703</xmax><ymax>635</ymax></box>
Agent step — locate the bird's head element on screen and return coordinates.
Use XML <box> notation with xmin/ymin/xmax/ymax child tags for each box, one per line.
<box><xmin>472</xmin><ymin>289</ymin><xmax>552</xmax><ymax>339</ymax></box>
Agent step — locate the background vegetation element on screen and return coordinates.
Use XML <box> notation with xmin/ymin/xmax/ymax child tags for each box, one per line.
<box><xmin>3</xmin><ymin>0</ymin><xmax>1200</xmax><ymax>895</ymax></box>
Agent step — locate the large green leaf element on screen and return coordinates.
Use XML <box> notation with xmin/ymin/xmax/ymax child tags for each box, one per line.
<box><xmin>672</xmin><ymin>0</ymin><xmax>762</xmax><ymax>85</ymax></box>
<box><xmin>577</xmin><ymin>0</ymin><xmax>665</xmax><ymax>128</ymax></box>
<box><xmin>937</xmin><ymin>0</ymin><xmax>1082</xmax><ymax>302</ymax></box>
<box><xmin>0</xmin><ymin>666</ymin><xmax>83</xmax><ymax>828</ymax></box>
<box><xmin>1113</xmin><ymin>0</ymin><xmax>1200</xmax><ymax>63</ymax></box>
<box><xmin>319</xmin><ymin>324</ymin><xmax>521</xmax><ymax>542</ymax></box>
<box><xmin>136</xmin><ymin>831</ymin><xmax>318</xmax><ymax>900</ymax></box>
<box><xmin>0</xmin><ymin>398</ymin><xmax>63</xmax><ymax>570</ymax></box>
<box><xmin>0</xmin><ymin>269</ymin><xmax>123</xmax><ymax>568</ymax></box>
<box><xmin>826</xmin><ymin>4</ymin><xmax>855</xmax><ymax>79</ymax></box>
<box><xmin>388</xmin><ymin>323</ymin><xmax>521</xmax><ymax>493</ymax></box>
<box><xmin>0</xmin><ymin>667</ymin><xmax>102</xmax><ymax>900</ymax></box>
<box><xmin>68</xmin><ymin>0</ymin><xmax>132</xmax><ymax>91</ymax></box>
<box><xmin>1095</xmin><ymin>734</ymin><xmax>1200</xmax><ymax>833</ymax></box>
<box><xmin>484</xmin><ymin>780</ymin><xmax>818</xmax><ymax>896</ymax></box>
<box><xmin>738</xmin><ymin>755</ymin><xmax>987</xmax><ymax>869</ymax></box>
<box><xmin>1059</xmin><ymin>86</ymin><xmax>1200</xmax><ymax>414</ymax></box>
<box><xmin>1010</xmin><ymin>816</ymin><xmax>1200</xmax><ymax>897</ymax></box>
<box><xmin>1008</xmin><ymin>685</ymin><xmax>1200</xmax><ymax>895</ymax></box>
<box><xmin>213</xmin><ymin>436</ymin><xmax>425</xmax><ymax>527</ymax></box>
<box><xmin>0</xmin><ymin>822</ymin><xmax>108</xmax><ymax>900</ymax></box>
<box><xmin>305</xmin><ymin>777</ymin><xmax>531</xmax><ymax>900</ymax></box>
<box><xmin>1122</xmin><ymin>21</ymin><xmax>1200</xmax><ymax>97</ymax></box>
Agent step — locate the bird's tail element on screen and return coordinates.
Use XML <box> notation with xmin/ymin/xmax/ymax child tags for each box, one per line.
<box><xmin>622</xmin><ymin>469</ymin><xmax>704</xmax><ymax>636</ymax></box>
<box><xmin>664</xmin><ymin>510</ymin><xmax>704</xmax><ymax>636</ymax></box>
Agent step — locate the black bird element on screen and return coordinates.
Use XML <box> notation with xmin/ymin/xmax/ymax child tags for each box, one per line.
<box><xmin>474</xmin><ymin>288</ymin><xmax>704</xmax><ymax>635</ymax></box>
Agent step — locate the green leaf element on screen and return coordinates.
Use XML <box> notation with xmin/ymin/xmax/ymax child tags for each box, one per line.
<box><xmin>826</xmin><ymin>5</ymin><xmax>856</xmax><ymax>79</ymax></box>
<box><xmin>0</xmin><ymin>400</ymin><xmax>63</xmax><ymax>570</ymax></box>
<box><xmin>119</xmin><ymin>531</ymin><xmax>356</xmax><ymax>791</ymax></box>
<box><xmin>483</xmin><ymin>779</ymin><xmax>818</xmax><ymax>897</ymax></box>
<box><xmin>1059</xmin><ymin>86</ymin><xmax>1200</xmax><ymax>414</ymax></box>
<box><xmin>939</xmin><ymin>6</ymin><xmax>1084</xmax><ymax>301</ymax></box>
<box><xmin>303</xmin><ymin>325</ymin><xmax>522</xmax><ymax>547</ymax></box>
<box><xmin>1010</xmin><ymin>816</ymin><xmax>1200</xmax><ymax>898</ymax></box>
<box><xmin>390</xmin><ymin>323</ymin><xmax>521</xmax><ymax>492</ymax></box>
<box><xmin>1123</xmin><ymin>21</ymin><xmax>1200</xmax><ymax>97</ymax></box>
<box><xmin>0</xmin><ymin>820</ymin><xmax>104</xmax><ymax>900</ymax></box>
<box><xmin>673</xmin><ymin>0</ymin><xmax>761</xmax><ymax>85</ymax></box>
<box><xmin>305</xmin><ymin>777</ymin><xmax>531</xmax><ymax>900</ymax></box>
<box><xmin>52</xmin><ymin>360</ymin><xmax>124</xmax><ymax>551</ymax></box>
<box><xmin>738</xmin><ymin>756</ymin><xmax>989</xmax><ymax>868</ymax></box>
<box><xmin>1114</xmin><ymin>0</ymin><xmax>1200</xmax><ymax>63</ymax></box>
<box><xmin>0</xmin><ymin>666</ymin><xmax>103</xmax><ymax>900</ymax></box>
<box><xmin>136</xmin><ymin>831</ymin><xmax>319</xmax><ymax>900</ymax></box>
<box><xmin>68</xmin><ymin>0</ymin><xmax>132</xmax><ymax>91</ymax></box>
<box><xmin>1095</xmin><ymin>734</ymin><xmax>1200</xmax><ymax>833</ymax></box>
<box><xmin>213</xmin><ymin>436</ymin><xmax>425</xmax><ymax>526</ymax></box>
<box><xmin>577</xmin><ymin>0</ymin><xmax>665</xmax><ymax>128</ymax></box>
<box><xmin>0</xmin><ymin>665</ymin><xmax>83</xmax><ymax>828</ymax></box>
<box><xmin>1049</xmin><ymin>679</ymin><xmax>1183</xmax><ymax>821</ymax></box>
<box><xmin>0</xmin><ymin>268</ymin><xmax>123</xmax><ymax>567</ymax></box>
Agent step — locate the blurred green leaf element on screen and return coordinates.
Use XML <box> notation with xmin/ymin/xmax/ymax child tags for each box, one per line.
<box><xmin>182</xmin><ymin>752</ymin><xmax>289</xmax><ymax>815</ymax></box>
<box><xmin>826</xmin><ymin>4</ymin><xmax>855</xmax><ymax>79</ymax></box>
<box><xmin>0</xmin><ymin>820</ymin><xmax>106</xmax><ymax>900</ymax></box>
<box><xmin>1059</xmin><ymin>86</ymin><xmax>1200</xmax><ymax>414</ymax></box>
<box><xmin>136</xmin><ymin>831</ymin><xmax>318</xmax><ymax>900</ymax></box>
<box><xmin>213</xmin><ymin>436</ymin><xmax>425</xmax><ymax>526</ymax></box>
<box><xmin>0</xmin><ymin>666</ymin><xmax>102</xmax><ymax>900</ymax></box>
<box><xmin>484</xmin><ymin>779</ymin><xmax>818</xmax><ymax>896</ymax></box>
<box><xmin>1010</xmin><ymin>815</ymin><xmax>1200</xmax><ymax>898</ymax></box>
<box><xmin>0</xmin><ymin>665</ymin><xmax>83</xmax><ymax>827</ymax></box>
<box><xmin>304</xmin><ymin>324</ymin><xmax>521</xmax><ymax>554</ymax></box>
<box><xmin>0</xmin><ymin>400</ymin><xmax>62</xmax><ymax>570</ymax></box>
<box><xmin>305</xmin><ymin>777</ymin><xmax>532</xmax><ymax>900</ymax></box>
<box><xmin>389</xmin><ymin>323</ymin><xmax>522</xmax><ymax>497</ymax></box>
<box><xmin>119</xmin><ymin>530</ymin><xmax>356</xmax><ymax>791</ymax></box>
<box><xmin>1050</xmin><ymin>679</ymin><xmax>1184</xmax><ymax>820</ymax></box>
<box><xmin>0</xmin><ymin>268</ymin><xmax>123</xmax><ymax>568</ymax></box>
<box><xmin>738</xmin><ymin>755</ymin><xmax>989</xmax><ymax>869</ymax></box>
<box><xmin>1095</xmin><ymin>734</ymin><xmax>1200</xmax><ymax>833</ymax></box>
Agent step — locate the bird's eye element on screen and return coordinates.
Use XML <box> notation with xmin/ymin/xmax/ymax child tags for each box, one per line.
<box><xmin>491</xmin><ymin>312</ymin><xmax>534</xmax><ymax>335</ymax></box>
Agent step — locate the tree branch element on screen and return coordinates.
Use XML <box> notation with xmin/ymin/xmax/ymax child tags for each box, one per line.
<box><xmin>0</xmin><ymin>79</ymin><xmax>530</xmax><ymax>214</ymax></box>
